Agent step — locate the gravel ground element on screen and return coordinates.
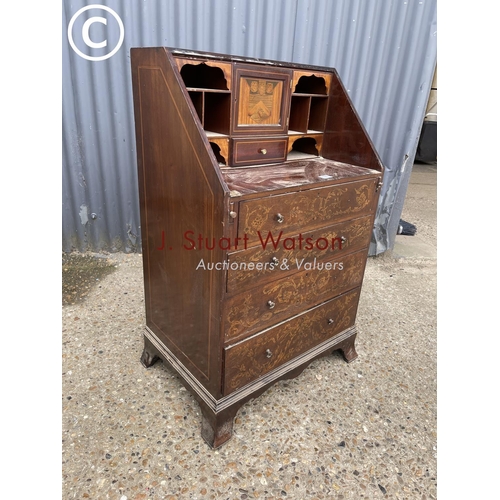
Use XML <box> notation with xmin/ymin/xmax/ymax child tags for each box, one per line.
<box><xmin>62</xmin><ymin>164</ymin><xmax>437</xmax><ymax>499</ymax></box>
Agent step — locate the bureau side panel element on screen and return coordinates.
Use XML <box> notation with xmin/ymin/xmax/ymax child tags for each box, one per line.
<box><xmin>131</xmin><ymin>48</ymin><xmax>226</xmax><ymax>397</ymax></box>
<box><xmin>322</xmin><ymin>70</ymin><xmax>383</xmax><ymax>172</ymax></box>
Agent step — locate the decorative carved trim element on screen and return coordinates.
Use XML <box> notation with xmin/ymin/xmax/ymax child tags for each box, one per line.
<box><xmin>174</xmin><ymin>57</ymin><xmax>232</xmax><ymax>89</ymax></box>
<box><xmin>292</xmin><ymin>70</ymin><xmax>332</xmax><ymax>94</ymax></box>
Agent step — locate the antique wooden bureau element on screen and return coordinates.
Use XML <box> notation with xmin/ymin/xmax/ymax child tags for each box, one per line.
<box><xmin>131</xmin><ymin>47</ymin><xmax>384</xmax><ymax>448</ymax></box>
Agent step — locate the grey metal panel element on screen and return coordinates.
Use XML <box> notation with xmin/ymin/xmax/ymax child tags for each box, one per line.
<box><xmin>62</xmin><ymin>0</ymin><xmax>437</xmax><ymax>254</ymax></box>
<box><xmin>290</xmin><ymin>0</ymin><xmax>437</xmax><ymax>253</ymax></box>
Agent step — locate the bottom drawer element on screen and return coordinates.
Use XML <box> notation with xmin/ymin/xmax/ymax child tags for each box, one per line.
<box><xmin>223</xmin><ymin>287</ymin><xmax>361</xmax><ymax>394</ymax></box>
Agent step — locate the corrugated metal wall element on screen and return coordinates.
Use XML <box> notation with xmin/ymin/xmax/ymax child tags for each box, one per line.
<box><xmin>62</xmin><ymin>0</ymin><xmax>437</xmax><ymax>254</ymax></box>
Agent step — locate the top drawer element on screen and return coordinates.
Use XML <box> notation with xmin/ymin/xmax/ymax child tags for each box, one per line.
<box><xmin>237</xmin><ymin>177</ymin><xmax>380</xmax><ymax>246</ymax></box>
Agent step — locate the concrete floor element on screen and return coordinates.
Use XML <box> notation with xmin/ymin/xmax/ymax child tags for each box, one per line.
<box><xmin>394</xmin><ymin>162</ymin><xmax>437</xmax><ymax>261</ymax></box>
<box><xmin>62</xmin><ymin>162</ymin><xmax>437</xmax><ymax>499</ymax></box>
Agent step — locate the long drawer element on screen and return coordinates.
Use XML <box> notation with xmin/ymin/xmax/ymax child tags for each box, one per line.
<box><xmin>223</xmin><ymin>249</ymin><xmax>367</xmax><ymax>341</ymax></box>
<box><xmin>223</xmin><ymin>288</ymin><xmax>361</xmax><ymax>394</ymax></box>
<box><xmin>226</xmin><ymin>215</ymin><xmax>372</xmax><ymax>293</ymax></box>
<box><xmin>236</xmin><ymin>177</ymin><xmax>379</xmax><ymax>246</ymax></box>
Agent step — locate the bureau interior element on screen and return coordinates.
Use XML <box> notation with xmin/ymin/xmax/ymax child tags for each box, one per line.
<box><xmin>173</xmin><ymin>52</ymin><xmax>382</xmax><ymax>174</ymax></box>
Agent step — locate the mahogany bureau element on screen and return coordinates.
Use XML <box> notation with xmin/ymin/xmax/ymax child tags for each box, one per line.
<box><xmin>131</xmin><ymin>47</ymin><xmax>384</xmax><ymax>448</ymax></box>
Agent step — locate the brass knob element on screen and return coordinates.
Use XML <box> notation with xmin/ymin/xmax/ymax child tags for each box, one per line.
<box><xmin>267</xmin><ymin>300</ymin><xmax>276</xmax><ymax>309</ymax></box>
<box><xmin>229</xmin><ymin>211</ymin><xmax>237</xmax><ymax>219</ymax></box>
<box><xmin>275</xmin><ymin>213</ymin><xmax>284</xmax><ymax>223</ymax></box>
<box><xmin>259</xmin><ymin>148</ymin><xmax>267</xmax><ymax>155</ymax></box>
<box><xmin>271</xmin><ymin>256</ymin><xmax>279</xmax><ymax>265</ymax></box>
<box><xmin>265</xmin><ymin>349</ymin><xmax>273</xmax><ymax>358</ymax></box>
<box><xmin>327</xmin><ymin>318</ymin><xmax>334</xmax><ymax>325</ymax></box>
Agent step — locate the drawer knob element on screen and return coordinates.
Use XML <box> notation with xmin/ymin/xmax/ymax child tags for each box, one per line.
<box><xmin>229</xmin><ymin>211</ymin><xmax>237</xmax><ymax>219</ymax></box>
<box><xmin>275</xmin><ymin>213</ymin><xmax>285</xmax><ymax>224</ymax></box>
<box><xmin>267</xmin><ymin>300</ymin><xmax>276</xmax><ymax>309</ymax></box>
<box><xmin>265</xmin><ymin>349</ymin><xmax>273</xmax><ymax>358</ymax></box>
<box><xmin>259</xmin><ymin>148</ymin><xmax>267</xmax><ymax>155</ymax></box>
<box><xmin>327</xmin><ymin>318</ymin><xmax>334</xmax><ymax>325</ymax></box>
<box><xmin>341</xmin><ymin>236</ymin><xmax>347</xmax><ymax>244</ymax></box>
<box><xmin>271</xmin><ymin>256</ymin><xmax>279</xmax><ymax>265</ymax></box>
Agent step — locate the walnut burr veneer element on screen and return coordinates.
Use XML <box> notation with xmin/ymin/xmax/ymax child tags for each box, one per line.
<box><xmin>131</xmin><ymin>47</ymin><xmax>384</xmax><ymax>448</ymax></box>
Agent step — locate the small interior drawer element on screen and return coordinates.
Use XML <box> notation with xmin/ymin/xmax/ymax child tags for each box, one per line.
<box><xmin>230</xmin><ymin>137</ymin><xmax>288</xmax><ymax>166</ymax></box>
